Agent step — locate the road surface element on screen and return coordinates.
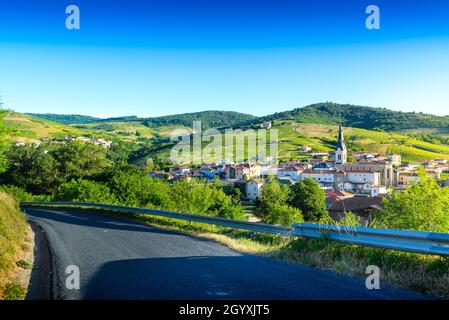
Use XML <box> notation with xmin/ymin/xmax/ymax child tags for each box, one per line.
<box><xmin>24</xmin><ymin>207</ymin><xmax>425</xmax><ymax>300</ymax></box>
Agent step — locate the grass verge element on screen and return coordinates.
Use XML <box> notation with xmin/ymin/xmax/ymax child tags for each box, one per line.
<box><xmin>0</xmin><ymin>191</ymin><xmax>30</xmax><ymax>300</ymax></box>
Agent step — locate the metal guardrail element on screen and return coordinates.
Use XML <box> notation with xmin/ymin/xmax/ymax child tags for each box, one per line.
<box><xmin>293</xmin><ymin>223</ymin><xmax>449</xmax><ymax>256</ymax></box>
<box><xmin>21</xmin><ymin>201</ymin><xmax>449</xmax><ymax>256</ymax></box>
<box><xmin>20</xmin><ymin>201</ymin><xmax>294</xmax><ymax>237</ymax></box>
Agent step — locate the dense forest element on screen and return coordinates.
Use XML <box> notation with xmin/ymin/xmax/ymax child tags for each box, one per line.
<box><xmin>30</xmin><ymin>111</ymin><xmax>256</xmax><ymax>129</ymax></box>
<box><xmin>27</xmin><ymin>113</ymin><xmax>101</xmax><ymax>124</ymax></box>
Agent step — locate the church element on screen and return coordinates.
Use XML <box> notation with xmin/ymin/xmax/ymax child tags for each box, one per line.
<box><xmin>335</xmin><ymin>124</ymin><xmax>347</xmax><ymax>165</ymax></box>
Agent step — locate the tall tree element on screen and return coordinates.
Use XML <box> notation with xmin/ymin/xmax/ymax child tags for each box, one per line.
<box><xmin>290</xmin><ymin>178</ymin><xmax>327</xmax><ymax>222</ymax></box>
<box><xmin>383</xmin><ymin>170</ymin><xmax>449</xmax><ymax>232</ymax></box>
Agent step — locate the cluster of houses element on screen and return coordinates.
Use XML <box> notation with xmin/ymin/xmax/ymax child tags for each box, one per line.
<box><xmin>61</xmin><ymin>136</ymin><xmax>113</xmax><ymax>148</ymax></box>
<box><xmin>14</xmin><ymin>136</ymin><xmax>114</xmax><ymax>149</ymax></box>
<box><xmin>149</xmin><ymin>124</ymin><xmax>449</xmax><ymax>217</ymax></box>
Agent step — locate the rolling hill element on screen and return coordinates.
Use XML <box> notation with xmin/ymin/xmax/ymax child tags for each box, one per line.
<box><xmin>10</xmin><ymin>103</ymin><xmax>449</xmax><ymax>165</ymax></box>
<box><xmin>259</xmin><ymin>102</ymin><xmax>449</xmax><ymax>132</ymax></box>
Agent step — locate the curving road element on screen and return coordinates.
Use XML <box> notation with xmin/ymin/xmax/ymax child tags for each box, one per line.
<box><xmin>24</xmin><ymin>207</ymin><xmax>424</xmax><ymax>300</ymax></box>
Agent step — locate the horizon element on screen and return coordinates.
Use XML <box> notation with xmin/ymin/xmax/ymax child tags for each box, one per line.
<box><xmin>1</xmin><ymin>0</ymin><xmax>449</xmax><ymax>118</ymax></box>
<box><xmin>19</xmin><ymin>102</ymin><xmax>449</xmax><ymax>119</ymax></box>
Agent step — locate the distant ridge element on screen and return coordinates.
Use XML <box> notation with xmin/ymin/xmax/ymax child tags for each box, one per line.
<box><xmin>29</xmin><ymin>102</ymin><xmax>449</xmax><ymax>132</ymax></box>
<box><xmin>28</xmin><ymin>110</ymin><xmax>256</xmax><ymax>129</ymax></box>
<box><xmin>259</xmin><ymin>102</ymin><xmax>449</xmax><ymax>131</ymax></box>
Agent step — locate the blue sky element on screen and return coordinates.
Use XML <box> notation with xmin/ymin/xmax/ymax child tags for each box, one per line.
<box><xmin>1</xmin><ymin>0</ymin><xmax>449</xmax><ymax>117</ymax></box>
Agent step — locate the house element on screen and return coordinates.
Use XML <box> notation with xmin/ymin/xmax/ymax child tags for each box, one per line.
<box><xmin>398</xmin><ymin>172</ymin><xmax>419</xmax><ymax>186</ymax></box>
<box><xmin>386</xmin><ymin>154</ymin><xmax>402</xmax><ymax>166</ymax></box>
<box><xmin>312</xmin><ymin>162</ymin><xmax>334</xmax><ymax>170</ymax></box>
<box><xmin>260</xmin><ymin>122</ymin><xmax>272</xmax><ymax>129</ymax></box>
<box><xmin>324</xmin><ymin>190</ymin><xmax>354</xmax><ymax>207</ymax></box>
<box><xmin>277</xmin><ymin>166</ymin><xmax>303</xmax><ymax>181</ymax></box>
<box><xmin>300</xmin><ymin>169</ymin><xmax>335</xmax><ymax>189</ymax></box>
<box><xmin>259</xmin><ymin>164</ymin><xmax>278</xmax><ymax>177</ymax></box>
<box><xmin>337</xmin><ymin>161</ymin><xmax>396</xmax><ymax>187</ymax></box>
<box><xmin>328</xmin><ymin>195</ymin><xmax>385</xmax><ymax>226</ymax></box>
<box><xmin>170</xmin><ymin>166</ymin><xmax>191</xmax><ymax>175</ymax></box>
<box><xmin>225</xmin><ymin>163</ymin><xmax>261</xmax><ymax>180</ymax></box>
<box><xmin>245</xmin><ymin>179</ymin><xmax>264</xmax><ymax>200</ymax></box>
<box><xmin>277</xmin><ymin>177</ymin><xmax>296</xmax><ymax>186</ymax></box>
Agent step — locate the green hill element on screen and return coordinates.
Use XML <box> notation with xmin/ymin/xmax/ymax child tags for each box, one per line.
<box><xmin>30</xmin><ymin>110</ymin><xmax>256</xmax><ymax>130</ymax></box>
<box><xmin>14</xmin><ymin>103</ymin><xmax>449</xmax><ymax>165</ymax></box>
<box><xmin>27</xmin><ymin>113</ymin><xmax>100</xmax><ymax>125</ymax></box>
<box><xmin>260</xmin><ymin>102</ymin><xmax>449</xmax><ymax>132</ymax></box>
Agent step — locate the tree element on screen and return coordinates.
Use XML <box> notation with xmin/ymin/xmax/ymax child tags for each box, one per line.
<box><xmin>290</xmin><ymin>178</ymin><xmax>327</xmax><ymax>222</ymax></box>
<box><xmin>0</xmin><ymin>144</ymin><xmax>62</xmax><ymax>194</ymax></box>
<box><xmin>55</xmin><ymin>179</ymin><xmax>117</xmax><ymax>204</ymax></box>
<box><xmin>383</xmin><ymin>170</ymin><xmax>449</xmax><ymax>232</ymax></box>
<box><xmin>107</xmin><ymin>170</ymin><xmax>173</xmax><ymax>208</ymax></box>
<box><xmin>263</xmin><ymin>203</ymin><xmax>303</xmax><ymax>226</ymax></box>
<box><xmin>256</xmin><ymin>179</ymin><xmax>291</xmax><ymax>216</ymax></box>
<box><xmin>51</xmin><ymin>140</ymin><xmax>111</xmax><ymax>180</ymax></box>
<box><xmin>256</xmin><ymin>179</ymin><xmax>303</xmax><ymax>226</ymax></box>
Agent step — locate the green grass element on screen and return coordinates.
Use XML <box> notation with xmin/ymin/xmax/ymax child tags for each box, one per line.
<box><xmin>0</xmin><ymin>190</ymin><xmax>29</xmax><ymax>300</ymax></box>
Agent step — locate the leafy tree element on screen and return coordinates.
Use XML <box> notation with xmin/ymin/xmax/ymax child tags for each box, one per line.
<box><xmin>263</xmin><ymin>203</ymin><xmax>303</xmax><ymax>226</ymax></box>
<box><xmin>55</xmin><ymin>179</ymin><xmax>117</xmax><ymax>204</ymax></box>
<box><xmin>290</xmin><ymin>178</ymin><xmax>327</xmax><ymax>222</ymax></box>
<box><xmin>256</xmin><ymin>179</ymin><xmax>291</xmax><ymax>215</ymax></box>
<box><xmin>169</xmin><ymin>179</ymin><xmax>244</xmax><ymax>219</ymax></box>
<box><xmin>383</xmin><ymin>170</ymin><xmax>449</xmax><ymax>232</ymax></box>
<box><xmin>0</xmin><ymin>144</ymin><xmax>62</xmax><ymax>194</ymax></box>
<box><xmin>51</xmin><ymin>140</ymin><xmax>111</xmax><ymax>180</ymax></box>
<box><xmin>107</xmin><ymin>170</ymin><xmax>173</xmax><ymax>208</ymax></box>
<box><xmin>256</xmin><ymin>179</ymin><xmax>303</xmax><ymax>226</ymax></box>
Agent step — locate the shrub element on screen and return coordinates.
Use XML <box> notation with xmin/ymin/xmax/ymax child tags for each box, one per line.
<box><xmin>54</xmin><ymin>179</ymin><xmax>117</xmax><ymax>204</ymax></box>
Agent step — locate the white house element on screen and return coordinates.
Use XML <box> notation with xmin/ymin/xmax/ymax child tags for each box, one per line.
<box><xmin>300</xmin><ymin>170</ymin><xmax>335</xmax><ymax>189</ymax></box>
<box><xmin>346</xmin><ymin>171</ymin><xmax>380</xmax><ymax>186</ymax></box>
<box><xmin>246</xmin><ymin>179</ymin><xmax>264</xmax><ymax>200</ymax></box>
<box><xmin>277</xmin><ymin>167</ymin><xmax>303</xmax><ymax>181</ymax></box>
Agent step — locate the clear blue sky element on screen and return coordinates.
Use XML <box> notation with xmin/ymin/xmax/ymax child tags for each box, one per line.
<box><xmin>1</xmin><ymin>0</ymin><xmax>449</xmax><ymax>117</ymax></box>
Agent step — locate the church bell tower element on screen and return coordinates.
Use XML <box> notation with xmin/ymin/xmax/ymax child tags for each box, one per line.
<box><xmin>335</xmin><ymin>123</ymin><xmax>347</xmax><ymax>165</ymax></box>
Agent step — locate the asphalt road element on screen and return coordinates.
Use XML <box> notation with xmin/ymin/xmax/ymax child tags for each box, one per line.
<box><xmin>24</xmin><ymin>207</ymin><xmax>425</xmax><ymax>300</ymax></box>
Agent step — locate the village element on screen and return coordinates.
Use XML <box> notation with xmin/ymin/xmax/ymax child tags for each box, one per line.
<box><xmin>149</xmin><ymin>124</ymin><xmax>449</xmax><ymax>217</ymax></box>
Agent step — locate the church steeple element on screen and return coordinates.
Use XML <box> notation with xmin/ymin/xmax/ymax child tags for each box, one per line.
<box><xmin>335</xmin><ymin>121</ymin><xmax>347</xmax><ymax>165</ymax></box>
<box><xmin>336</xmin><ymin>123</ymin><xmax>345</xmax><ymax>150</ymax></box>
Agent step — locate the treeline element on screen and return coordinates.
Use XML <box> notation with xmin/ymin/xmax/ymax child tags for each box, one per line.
<box><xmin>27</xmin><ymin>113</ymin><xmax>100</xmax><ymax>125</ymax></box>
<box><xmin>30</xmin><ymin>111</ymin><xmax>256</xmax><ymax>130</ymax></box>
<box><xmin>0</xmin><ymin>141</ymin><xmax>244</xmax><ymax>220</ymax></box>
<box><xmin>259</xmin><ymin>102</ymin><xmax>449</xmax><ymax>131</ymax></box>
<box><xmin>142</xmin><ymin>110</ymin><xmax>256</xmax><ymax>129</ymax></box>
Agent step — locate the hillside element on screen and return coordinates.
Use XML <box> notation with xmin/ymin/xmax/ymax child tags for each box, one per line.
<box><xmin>27</xmin><ymin>113</ymin><xmax>100</xmax><ymax>125</ymax></box>
<box><xmin>3</xmin><ymin>112</ymin><xmax>91</xmax><ymax>143</ymax></box>
<box><xmin>30</xmin><ymin>110</ymin><xmax>256</xmax><ymax>130</ymax></box>
<box><xmin>12</xmin><ymin>103</ymin><xmax>449</xmax><ymax>165</ymax></box>
<box><xmin>260</xmin><ymin>102</ymin><xmax>449</xmax><ymax>132</ymax></box>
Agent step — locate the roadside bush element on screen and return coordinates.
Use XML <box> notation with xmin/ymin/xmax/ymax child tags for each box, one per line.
<box><xmin>263</xmin><ymin>203</ymin><xmax>303</xmax><ymax>226</ymax></box>
<box><xmin>54</xmin><ymin>179</ymin><xmax>117</xmax><ymax>204</ymax></box>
